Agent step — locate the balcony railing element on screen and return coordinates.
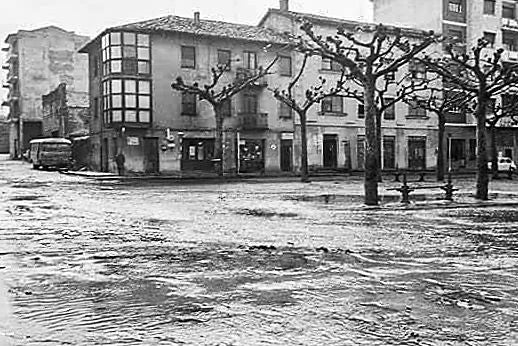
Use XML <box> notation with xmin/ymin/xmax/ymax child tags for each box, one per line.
<box><xmin>502</xmin><ymin>17</ymin><xmax>518</xmax><ymax>31</ymax></box>
<box><xmin>238</xmin><ymin>112</ymin><xmax>268</xmax><ymax>130</ymax></box>
<box><xmin>235</xmin><ymin>68</ymin><xmax>268</xmax><ymax>88</ymax></box>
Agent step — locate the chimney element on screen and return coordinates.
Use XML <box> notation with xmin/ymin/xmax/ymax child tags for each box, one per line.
<box><xmin>194</xmin><ymin>11</ymin><xmax>200</xmax><ymax>24</ymax></box>
<box><xmin>280</xmin><ymin>0</ymin><xmax>289</xmax><ymax>12</ymax></box>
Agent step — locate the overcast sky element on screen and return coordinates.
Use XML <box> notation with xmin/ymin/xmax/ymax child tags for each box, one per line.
<box><xmin>0</xmin><ymin>0</ymin><xmax>373</xmax><ymax>116</ymax></box>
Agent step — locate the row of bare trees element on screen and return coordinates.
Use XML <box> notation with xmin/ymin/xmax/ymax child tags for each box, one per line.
<box><xmin>172</xmin><ymin>20</ymin><xmax>518</xmax><ymax>205</ymax></box>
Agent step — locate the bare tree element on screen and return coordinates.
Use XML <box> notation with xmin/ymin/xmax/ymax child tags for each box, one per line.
<box><xmin>422</xmin><ymin>39</ymin><xmax>518</xmax><ymax>199</ymax></box>
<box><xmin>405</xmin><ymin>87</ymin><xmax>469</xmax><ymax>181</ymax></box>
<box><xmin>300</xmin><ymin>22</ymin><xmax>437</xmax><ymax>205</ymax></box>
<box><xmin>340</xmin><ymin>66</ymin><xmax>435</xmax><ymax>181</ymax></box>
<box><xmin>171</xmin><ymin>59</ymin><xmax>276</xmax><ymax>176</ymax></box>
<box><xmin>271</xmin><ymin>53</ymin><xmax>346</xmax><ymax>182</ymax></box>
<box><xmin>486</xmin><ymin>94</ymin><xmax>518</xmax><ymax>178</ymax></box>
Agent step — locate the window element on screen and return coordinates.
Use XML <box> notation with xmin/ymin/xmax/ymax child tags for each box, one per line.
<box><xmin>181</xmin><ymin>46</ymin><xmax>196</xmax><ymax>69</ymax></box>
<box><xmin>244</xmin><ymin>51</ymin><xmax>257</xmax><ymax>70</ymax></box>
<box><xmin>483</xmin><ymin>32</ymin><xmax>496</xmax><ymax>47</ymax></box>
<box><xmin>321</xmin><ymin>57</ymin><xmax>342</xmax><ymax>72</ymax></box>
<box><xmin>503</xmin><ymin>2</ymin><xmax>515</xmax><ymax>19</ymax></box>
<box><xmin>321</xmin><ymin>96</ymin><xmax>343</xmax><ymax>114</ymax></box>
<box><xmin>221</xmin><ymin>99</ymin><xmax>231</xmax><ymax>117</ymax></box>
<box><xmin>408</xmin><ymin>100</ymin><xmax>427</xmax><ymax>118</ymax></box>
<box><xmin>448</xmin><ymin>29</ymin><xmax>464</xmax><ymax>44</ymax></box>
<box><xmin>279</xmin><ymin>101</ymin><xmax>293</xmax><ymax>118</ymax></box>
<box><xmin>357</xmin><ymin>103</ymin><xmax>365</xmax><ymax>119</ymax></box>
<box><xmin>278</xmin><ymin>56</ymin><xmax>292</xmax><ymax>76</ymax></box>
<box><xmin>182</xmin><ymin>93</ymin><xmax>197</xmax><ymax>115</ymax></box>
<box><xmin>102</xmin><ymin>78</ymin><xmax>152</xmax><ymax>124</ymax></box>
<box><xmin>242</xmin><ymin>92</ymin><xmax>258</xmax><ymax>113</ymax></box>
<box><xmin>448</xmin><ymin>0</ymin><xmax>462</xmax><ymax>13</ymax></box>
<box><xmin>101</xmin><ymin>32</ymin><xmax>150</xmax><ymax>76</ymax></box>
<box><xmin>383</xmin><ymin>98</ymin><xmax>395</xmax><ymax>120</ymax></box>
<box><xmin>217</xmin><ymin>49</ymin><xmax>231</xmax><ymax>70</ymax></box>
<box><xmin>483</xmin><ymin>0</ymin><xmax>495</xmax><ymax>15</ymax></box>
<box><xmin>409</xmin><ymin>59</ymin><xmax>426</xmax><ymax>79</ymax></box>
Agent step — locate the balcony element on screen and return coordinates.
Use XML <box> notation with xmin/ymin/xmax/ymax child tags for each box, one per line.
<box><xmin>238</xmin><ymin>112</ymin><xmax>268</xmax><ymax>130</ymax></box>
<box><xmin>235</xmin><ymin>68</ymin><xmax>268</xmax><ymax>88</ymax></box>
<box><xmin>502</xmin><ymin>17</ymin><xmax>518</xmax><ymax>31</ymax></box>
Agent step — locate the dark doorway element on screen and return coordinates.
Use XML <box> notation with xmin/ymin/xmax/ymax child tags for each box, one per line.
<box><xmin>181</xmin><ymin>138</ymin><xmax>215</xmax><ymax>171</ymax></box>
<box><xmin>22</xmin><ymin>121</ymin><xmax>42</xmax><ymax>151</ymax></box>
<box><xmin>101</xmin><ymin>138</ymin><xmax>109</xmax><ymax>172</ymax></box>
<box><xmin>143</xmin><ymin>137</ymin><xmax>159</xmax><ymax>174</ymax></box>
<box><xmin>408</xmin><ymin>136</ymin><xmax>426</xmax><ymax>170</ymax></box>
<box><xmin>280</xmin><ymin>139</ymin><xmax>292</xmax><ymax>172</ymax></box>
<box><xmin>323</xmin><ymin>134</ymin><xmax>338</xmax><ymax>168</ymax></box>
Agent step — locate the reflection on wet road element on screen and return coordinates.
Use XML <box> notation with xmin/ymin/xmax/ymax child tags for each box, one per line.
<box><xmin>1</xmin><ymin>158</ymin><xmax>517</xmax><ymax>345</ymax></box>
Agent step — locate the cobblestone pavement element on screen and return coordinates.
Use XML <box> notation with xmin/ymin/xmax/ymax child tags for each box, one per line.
<box><xmin>1</xmin><ymin>156</ymin><xmax>518</xmax><ymax>345</ymax></box>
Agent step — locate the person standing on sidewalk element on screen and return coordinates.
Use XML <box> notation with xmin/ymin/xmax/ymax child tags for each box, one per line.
<box><xmin>115</xmin><ymin>152</ymin><xmax>126</xmax><ymax>176</ymax></box>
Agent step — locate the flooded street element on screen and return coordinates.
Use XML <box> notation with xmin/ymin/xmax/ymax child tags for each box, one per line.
<box><xmin>1</xmin><ymin>156</ymin><xmax>518</xmax><ymax>345</ymax></box>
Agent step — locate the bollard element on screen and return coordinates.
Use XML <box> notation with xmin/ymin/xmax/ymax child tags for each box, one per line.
<box><xmin>444</xmin><ymin>172</ymin><xmax>454</xmax><ymax>201</ymax></box>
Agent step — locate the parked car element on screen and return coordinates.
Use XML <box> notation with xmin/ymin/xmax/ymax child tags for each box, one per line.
<box><xmin>488</xmin><ymin>157</ymin><xmax>517</xmax><ymax>172</ymax></box>
<box><xmin>29</xmin><ymin>138</ymin><xmax>72</xmax><ymax>170</ymax></box>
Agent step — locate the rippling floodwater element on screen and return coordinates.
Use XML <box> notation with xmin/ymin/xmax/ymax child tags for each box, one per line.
<box><xmin>1</xmin><ymin>158</ymin><xmax>518</xmax><ymax>345</ymax></box>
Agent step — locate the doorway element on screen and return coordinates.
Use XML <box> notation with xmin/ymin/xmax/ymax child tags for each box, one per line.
<box><xmin>280</xmin><ymin>139</ymin><xmax>293</xmax><ymax>172</ymax></box>
<box><xmin>323</xmin><ymin>134</ymin><xmax>338</xmax><ymax>168</ymax></box>
<box><xmin>143</xmin><ymin>137</ymin><xmax>159</xmax><ymax>174</ymax></box>
<box><xmin>408</xmin><ymin>136</ymin><xmax>426</xmax><ymax>170</ymax></box>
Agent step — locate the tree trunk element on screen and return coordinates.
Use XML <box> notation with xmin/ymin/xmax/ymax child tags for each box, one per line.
<box><xmin>490</xmin><ymin>124</ymin><xmax>499</xmax><ymax>179</ymax></box>
<box><xmin>299</xmin><ymin>111</ymin><xmax>309</xmax><ymax>183</ymax></box>
<box><xmin>437</xmin><ymin>114</ymin><xmax>446</xmax><ymax>181</ymax></box>
<box><xmin>376</xmin><ymin>109</ymin><xmax>382</xmax><ymax>182</ymax></box>
<box><xmin>475</xmin><ymin>95</ymin><xmax>489</xmax><ymax>200</ymax></box>
<box><xmin>214</xmin><ymin>108</ymin><xmax>224</xmax><ymax>177</ymax></box>
<box><xmin>364</xmin><ymin>80</ymin><xmax>379</xmax><ymax>205</ymax></box>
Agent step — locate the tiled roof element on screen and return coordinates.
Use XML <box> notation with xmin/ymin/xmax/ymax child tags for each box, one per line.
<box><xmin>110</xmin><ymin>15</ymin><xmax>292</xmax><ymax>45</ymax></box>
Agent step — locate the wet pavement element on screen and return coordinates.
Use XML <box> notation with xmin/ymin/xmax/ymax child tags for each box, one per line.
<box><xmin>1</xmin><ymin>155</ymin><xmax>518</xmax><ymax>345</ymax></box>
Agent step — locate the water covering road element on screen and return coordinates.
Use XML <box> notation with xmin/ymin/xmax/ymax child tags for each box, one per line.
<box><xmin>1</xmin><ymin>157</ymin><xmax>518</xmax><ymax>345</ymax></box>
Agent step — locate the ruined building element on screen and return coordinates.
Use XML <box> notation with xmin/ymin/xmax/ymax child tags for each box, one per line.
<box><xmin>2</xmin><ymin>26</ymin><xmax>89</xmax><ymax>158</ymax></box>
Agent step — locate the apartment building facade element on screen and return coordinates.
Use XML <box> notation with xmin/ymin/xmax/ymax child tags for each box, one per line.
<box><xmin>373</xmin><ymin>0</ymin><xmax>518</xmax><ymax>169</ymax></box>
<box><xmin>259</xmin><ymin>2</ymin><xmax>440</xmax><ymax>172</ymax></box>
<box><xmin>2</xmin><ymin>26</ymin><xmax>89</xmax><ymax>158</ymax></box>
<box><xmin>80</xmin><ymin>13</ymin><xmax>295</xmax><ymax>174</ymax></box>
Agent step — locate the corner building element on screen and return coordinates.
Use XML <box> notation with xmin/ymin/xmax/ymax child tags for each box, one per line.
<box><xmin>80</xmin><ymin>14</ymin><xmax>294</xmax><ymax>174</ymax></box>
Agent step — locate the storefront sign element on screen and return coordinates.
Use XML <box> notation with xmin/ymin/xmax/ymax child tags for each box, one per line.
<box><xmin>281</xmin><ymin>133</ymin><xmax>294</xmax><ymax>140</ymax></box>
<box><xmin>127</xmin><ymin>136</ymin><xmax>140</xmax><ymax>146</ymax></box>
